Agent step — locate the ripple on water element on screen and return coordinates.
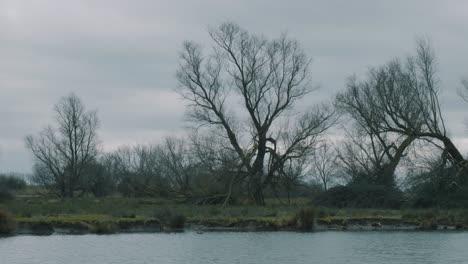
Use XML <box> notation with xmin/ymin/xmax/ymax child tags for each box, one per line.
<box><xmin>1</xmin><ymin>231</ymin><xmax>468</xmax><ymax>264</ymax></box>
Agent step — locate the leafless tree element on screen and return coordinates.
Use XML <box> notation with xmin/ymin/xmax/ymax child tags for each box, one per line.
<box><xmin>80</xmin><ymin>159</ymin><xmax>116</xmax><ymax>197</ymax></box>
<box><xmin>311</xmin><ymin>142</ymin><xmax>338</xmax><ymax>191</ymax></box>
<box><xmin>335</xmin><ymin>39</ymin><xmax>464</xmax><ymax>185</ymax></box>
<box><xmin>105</xmin><ymin>144</ymin><xmax>165</xmax><ymax>197</ymax></box>
<box><xmin>176</xmin><ymin>22</ymin><xmax>335</xmax><ymax>204</ymax></box>
<box><xmin>189</xmin><ymin>131</ymin><xmax>244</xmax><ymax>205</ymax></box>
<box><xmin>408</xmin><ymin>40</ymin><xmax>463</xmax><ymax>163</ymax></box>
<box><xmin>158</xmin><ymin>137</ymin><xmax>194</xmax><ymax>196</ymax></box>
<box><xmin>25</xmin><ymin>93</ymin><xmax>99</xmax><ymax>197</ymax></box>
<box><xmin>403</xmin><ymin>141</ymin><xmax>448</xmax><ymax>187</ymax></box>
<box><xmin>275</xmin><ymin>155</ymin><xmax>308</xmax><ymax>204</ymax></box>
<box><xmin>334</xmin><ymin>124</ymin><xmax>413</xmax><ymax>187</ymax></box>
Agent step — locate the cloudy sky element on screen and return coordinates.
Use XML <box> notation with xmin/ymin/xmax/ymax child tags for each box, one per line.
<box><xmin>1</xmin><ymin>0</ymin><xmax>467</xmax><ymax>173</ymax></box>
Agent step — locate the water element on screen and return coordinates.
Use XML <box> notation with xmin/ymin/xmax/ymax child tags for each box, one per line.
<box><xmin>1</xmin><ymin>231</ymin><xmax>468</xmax><ymax>264</ymax></box>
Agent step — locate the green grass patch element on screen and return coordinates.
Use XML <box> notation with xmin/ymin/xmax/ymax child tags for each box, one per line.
<box><xmin>4</xmin><ymin>197</ymin><xmax>468</xmax><ymax>229</ymax></box>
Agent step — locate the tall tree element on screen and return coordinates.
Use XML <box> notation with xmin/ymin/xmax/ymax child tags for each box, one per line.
<box><xmin>335</xmin><ymin>39</ymin><xmax>461</xmax><ymax>186</ymax></box>
<box><xmin>26</xmin><ymin>93</ymin><xmax>99</xmax><ymax>197</ymax></box>
<box><xmin>176</xmin><ymin>22</ymin><xmax>334</xmax><ymax>204</ymax></box>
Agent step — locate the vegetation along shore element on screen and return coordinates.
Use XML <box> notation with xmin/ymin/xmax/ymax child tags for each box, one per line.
<box><xmin>2</xmin><ymin>197</ymin><xmax>468</xmax><ymax>236</ymax></box>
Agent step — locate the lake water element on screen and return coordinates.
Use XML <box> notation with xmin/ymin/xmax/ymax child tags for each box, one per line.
<box><xmin>1</xmin><ymin>231</ymin><xmax>468</xmax><ymax>264</ymax></box>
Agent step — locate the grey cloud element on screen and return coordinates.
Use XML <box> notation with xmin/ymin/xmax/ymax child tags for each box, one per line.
<box><xmin>1</xmin><ymin>0</ymin><xmax>468</xmax><ymax>173</ymax></box>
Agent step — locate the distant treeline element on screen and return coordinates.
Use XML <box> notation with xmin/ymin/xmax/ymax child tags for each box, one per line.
<box><xmin>18</xmin><ymin>22</ymin><xmax>468</xmax><ymax>208</ymax></box>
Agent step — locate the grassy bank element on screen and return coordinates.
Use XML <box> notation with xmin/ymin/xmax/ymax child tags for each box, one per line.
<box><xmin>2</xmin><ymin>197</ymin><xmax>468</xmax><ymax>234</ymax></box>
<box><xmin>2</xmin><ymin>197</ymin><xmax>311</xmax><ymax>219</ymax></box>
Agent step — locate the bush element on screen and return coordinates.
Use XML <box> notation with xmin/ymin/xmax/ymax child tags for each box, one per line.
<box><xmin>29</xmin><ymin>222</ymin><xmax>54</xmax><ymax>235</ymax></box>
<box><xmin>315</xmin><ymin>184</ymin><xmax>403</xmax><ymax>209</ymax></box>
<box><xmin>91</xmin><ymin>222</ymin><xmax>118</xmax><ymax>234</ymax></box>
<box><xmin>168</xmin><ymin>214</ymin><xmax>186</xmax><ymax>229</ymax></box>
<box><xmin>0</xmin><ymin>209</ymin><xmax>16</xmax><ymax>234</ymax></box>
<box><xmin>408</xmin><ymin>181</ymin><xmax>468</xmax><ymax>208</ymax></box>
<box><xmin>293</xmin><ymin>208</ymin><xmax>316</xmax><ymax>231</ymax></box>
<box><xmin>151</xmin><ymin>207</ymin><xmax>185</xmax><ymax>229</ymax></box>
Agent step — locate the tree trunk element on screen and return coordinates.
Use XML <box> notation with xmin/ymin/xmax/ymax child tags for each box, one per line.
<box><xmin>440</xmin><ymin>136</ymin><xmax>465</xmax><ymax>163</ymax></box>
<box><xmin>250</xmin><ymin>135</ymin><xmax>267</xmax><ymax>205</ymax></box>
<box><xmin>252</xmin><ymin>181</ymin><xmax>265</xmax><ymax>205</ymax></box>
<box><xmin>376</xmin><ymin>136</ymin><xmax>415</xmax><ymax>186</ymax></box>
<box><xmin>249</xmin><ymin>172</ymin><xmax>265</xmax><ymax>205</ymax></box>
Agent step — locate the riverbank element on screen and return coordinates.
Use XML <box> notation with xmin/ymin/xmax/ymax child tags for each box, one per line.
<box><xmin>10</xmin><ymin>215</ymin><xmax>462</xmax><ymax>235</ymax></box>
<box><xmin>2</xmin><ymin>197</ymin><xmax>468</xmax><ymax>235</ymax></box>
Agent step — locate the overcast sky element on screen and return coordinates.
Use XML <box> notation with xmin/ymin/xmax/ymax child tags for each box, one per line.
<box><xmin>1</xmin><ymin>0</ymin><xmax>467</xmax><ymax>173</ymax></box>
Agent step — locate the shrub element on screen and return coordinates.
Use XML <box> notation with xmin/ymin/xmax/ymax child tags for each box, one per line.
<box><xmin>168</xmin><ymin>214</ymin><xmax>186</xmax><ymax>229</ymax></box>
<box><xmin>152</xmin><ymin>207</ymin><xmax>185</xmax><ymax>229</ymax></box>
<box><xmin>0</xmin><ymin>209</ymin><xmax>16</xmax><ymax>234</ymax></box>
<box><xmin>294</xmin><ymin>208</ymin><xmax>316</xmax><ymax>231</ymax></box>
<box><xmin>409</xmin><ymin>182</ymin><xmax>468</xmax><ymax>208</ymax></box>
<box><xmin>91</xmin><ymin>222</ymin><xmax>118</xmax><ymax>234</ymax></box>
<box><xmin>29</xmin><ymin>221</ymin><xmax>54</xmax><ymax>235</ymax></box>
<box><xmin>314</xmin><ymin>184</ymin><xmax>403</xmax><ymax>209</ymax></box>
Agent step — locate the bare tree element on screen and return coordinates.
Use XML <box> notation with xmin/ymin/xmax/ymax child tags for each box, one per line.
<box><xmin>335</xmin><ymin>39</ymin><xmax>464</xmax><ymax>185</ymax></box>
<box><xmin>335</xmin><ymin>124</ymin><xmax>414</xmax><ymax>187</ymax></box>
<box><xmin>25</xmin><ymin>93</ymin><xmax>99</xmax><ymax>197</ymax></box>
<box><xmin>311</xmin><ymin>142</ymin><xmax>338</xmax><ymax>191</ymax></box>
<box><xmin>276</xmin><ymin>155</ymin><xmax>308</xmax><ymax>204</ymax></box>
<box><xmin>189</xmin><ymin>131</ymin><xmax>244</xmax><ymax>205</ymax></box>
<box><xmin>176</xmin><ymin>22</ymin><xmax>335</xmax><ymax>204</ymax></box>
<box><xmin>158</xmin><ymin>137</ymin><xmax>194</xmax><ymax>196</ymax></box>
<box><xmin>105</xmin><ymin>144</ymin><xmax>165</xmax><ymax>197</ymax></box>
<box><xmin>80</xmin><ymin>159</ymin><xmax>116</xmax><ymax>197</ymax></box>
